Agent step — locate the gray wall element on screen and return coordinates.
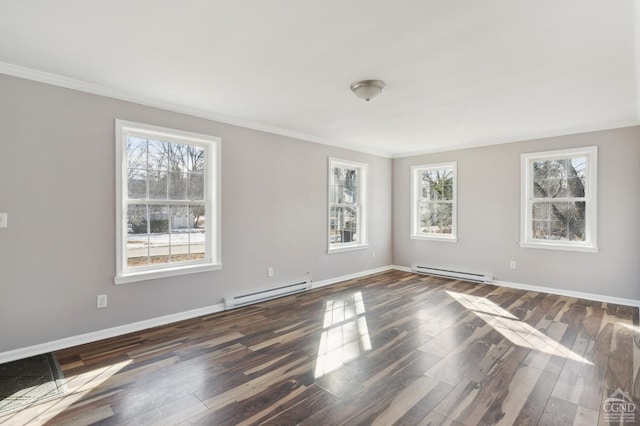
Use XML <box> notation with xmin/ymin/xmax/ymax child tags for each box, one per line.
<box><xmin>0</xmin><ymin>74</ymin><xmax>392</xmax><ymax>352</ymax></box>
<box><xmin>393</xmin><ymin>126</ymin><xmax>640</xmax><ymax>300</ymax></box>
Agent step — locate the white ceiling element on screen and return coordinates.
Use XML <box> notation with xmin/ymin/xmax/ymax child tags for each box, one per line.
<box><xmin>0</xmin><ymin>0</ymin><xmax>638</xmax><ymax>157</ymax></box>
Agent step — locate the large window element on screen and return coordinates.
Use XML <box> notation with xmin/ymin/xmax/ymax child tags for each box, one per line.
<box><xmin>411</xmin><ymin>162</ymin><xmax>457</xmax><ymax>241</ymax></box>
<box><xmin>328</xmin><ymin>158</ymin><xmax>368</xmax><ymax>253</ymax></box>
<box><xmin>520</xmin><ymin>146</ymin><xmax>597</xmax><ymax>252</ymax></box>
<box><xmin>115</xmin><ymin>120</ymin><xmax>221</xmax><ymax>284</ymax></box>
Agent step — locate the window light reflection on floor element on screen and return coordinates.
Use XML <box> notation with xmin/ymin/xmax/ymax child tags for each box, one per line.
<box><xmin>618</xmin><ymin>322</ymin><xmax>640</xmax><ymax>333</ymax></box>
<box><xmin>446</xmin><ymin>291</ymin><xmax>593</xmax><ymax>365</ymax></box>
<box><xmin>314</xmin><ymin>292</ymin><xmax>372</xmax><ymax>378</ymax></box>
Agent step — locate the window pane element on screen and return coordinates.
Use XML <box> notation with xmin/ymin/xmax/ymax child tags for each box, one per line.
<box><xmin>148</xmin><ymin>205</ymin><xmax>169</xmax><ymax>264</ymax></box>
<box><xmin>127</xmin><ymin>204</ymin><xmax>149</xmax><ymax>268</ymax></box>
<box><xmin>149</xmin><ymin>205</ymin><xmax>169</xmax><ymax>233</ymax></box>
<box><xmin>188</xmin><ymin>145</ymin><xmax>205</xmax><ymax>173</ymax></box>
<box><xmin>332</xmin><ymin>167</ymin><xmax>357</xmax><ymax>189</ymax></box>
<box><xmin>570</xmin><ymin>156</ymin><xmax>587</xmax><ymax>180</ymax></box>
<box><xmin>330</xmin><ymin>206</ymin><xmax>358</xmax><ymax>243</ymax></box>
<box><xmin>329</xmin><ymin>184</ymin><xmax>338</xmax><ymax>204</ymax></box>
<box><xmin>532</xmin><ymin>220</ymin><xmax>548</xmax><ymax>239</ymax></box>
<box><xmin>127</xmin><ymin>137</ymin><xmax>147</xmax><ymax>170</ymax></box>
<box><xmin>533</xmin><ymin>157</ymin><xmax>588</xmax><ymax>200</ymax></box>
<box><xmin>148</xmin><ymin>140</ymin><xmax>168</xmax><ymax>171</ymax></box>
<box><xmin>549</xmin><ymin>221</ymin><xmax>568</xmax><ymax>240</ymax></box>
<box><xmin>570</xmin><ymin>221</ymin><xmax>586</xmax><ymax>241</ymax></box>
<box><xmin>531</xmin><ymin>201</ymin><xmax>586</xmax><ymax>242</ymax></box>
<box><xmin>532</xmin><ymin>202</ymin><xmax>549</xmax><ymax>220</ymax></box>
<box><xmin>567</xmin><ymin>177</ymin><xmax>585</xmax><ymax>197</ymax></box>
<box><xmin>148</xmin><ymin>171</ymin><xmax>168</xmax><ymax>199</ymax></box>
<box><xmin>533</xmin><ymin>178</ymin><xmax>548</xmax><ymax>198</ymax></box>
<box><xmin>548</xmin><ymin>178</ymin><xmax>566</xmax><ymax>198</ymax></box>
<box><xmin>189</xmin><ymin>173</ymin><xmax>205</xmax><ymax>201</ymax></box>
<box><xmin>421</xmin><ymin>168</ymin><xmax>453</xmax><ymax>201</ymax></box>
<box><xmin>339</xmin><ymin>186</ymin><xmax>357</xmax><ymax>204</ymax></box>
<box><xmin>169</xmin><ymin>171</ymin><xmax>188</xmax><ymax>200</ymax></box>
<box><xmin>167</xmin><ymin>143</ymin><xmax>187</xmax><ymax>172</ymax></box>
<box><xmin>128</xmin><ymin>168</ymin><xmax>147</xmax><ymax>199</ymax></box>
<box><xmin>170</xmin><ymin>206</ymin><xmax>190</xmax><ymax>262</ymax></box>
<box><xmin>330</xmin><ymin>173</ymin><xmax>358</xmax><ymax>204</ymax></box>
<box><xmin>419</xmin><ymin>202</ymin><xmax>453</xmax><ymax>234</ymax></box>
<box><xmin>189</xmin><ymin>205</ymin><xmax>206</xmax><ymax>261</ymax></box>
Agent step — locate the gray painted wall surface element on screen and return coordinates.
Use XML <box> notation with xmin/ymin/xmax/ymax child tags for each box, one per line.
<box><xmin>392</xmin><ymin>126</ymin><xmax>640</xmax><ymax>300</ymax></box>
<box><xmin>0</xmin><ymin>74</ymin><xmax>392</xmax><ymax>352</ymax></box>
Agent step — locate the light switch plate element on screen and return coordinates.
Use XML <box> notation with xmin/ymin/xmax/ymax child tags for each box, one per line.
<box><xmin>0</xmin><ymin>213</ymin><xmax>7</xmax><ymax>228</ymax></box>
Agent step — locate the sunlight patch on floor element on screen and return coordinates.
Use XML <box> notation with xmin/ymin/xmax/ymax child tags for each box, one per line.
<box><xmin>315</xmin><ymin>292</ymin><xmax>372</xmax><ymax>378</ymax></box>
<box><xmin>446</xmin><ymin>291</ymin><xmax>593</xmax><ymax>365</ymax></box>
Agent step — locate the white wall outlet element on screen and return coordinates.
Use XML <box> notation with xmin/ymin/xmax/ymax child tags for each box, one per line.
<box><xmin>0</xmin><ymin>213</ymin><xmax>7</xmax><ymax>228</ymax></box>
<box><xmin>509</xmin><ymin>261</ymin><xmax>517</xmax><ymax>269</ymax></box>
<box><xmin>372</xmin><ymin>250</ymin><xmax>376</xmax><ymax>258</ymax></box>
<box><xmin>267</xmin><ymin>267</ymin><xmax>274</xmax><ymax>277</ymax></box>
<box><xmin>97</xmin><ymin>294</ymin><xmax>108</xmax><ymax>308</ymax></box>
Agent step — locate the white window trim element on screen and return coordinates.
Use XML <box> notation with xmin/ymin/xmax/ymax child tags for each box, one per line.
<box><xmin>410</xmin><ymin>162</ymin><xmax>458</xmax><ymax>242</ymax></box>
<box><xmin>520</xmin><ymin>146</ymin><xmax>597</xmax><ymax>253</ymax></box>
<box><xmin>115</xmin><ymin>120</ymin><xmax>222</xmax><ymax>284</ymax></box>
<box><xmin>327</xmin><ymin>157</ymin><xmax>369</xmax><ymax>254</ymax></box>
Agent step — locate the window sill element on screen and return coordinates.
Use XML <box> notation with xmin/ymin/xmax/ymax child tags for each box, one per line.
<box><xmin>410</xmin><ymin>234</ymin><xmax>458</xmax><ymax>242</ymax></box>
<box><xmin>519</xmin><ymin>241</ymin><xmax>598</xmax><ymax>253</ymax></box>
<box><xmin>115</xmin><ymin>262</ymin><xmax>223</xmax><ymax>284</ymax></box>
<box><xmin>327</xmin><ymin>243</ymin><xmax>369</xmax><ymax>254</ymax></box>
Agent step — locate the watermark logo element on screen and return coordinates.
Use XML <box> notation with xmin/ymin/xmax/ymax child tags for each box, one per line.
<box><xmin>603</xmin><ymin>388</ymin><xmax>637</xmax><ymax>423</ymax></box>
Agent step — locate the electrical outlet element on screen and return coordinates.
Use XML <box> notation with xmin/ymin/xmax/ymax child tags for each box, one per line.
<box><xmin>267</xmin><ymin>267</ymin><xmax>274</xmax><ymax>277</ymax></box>
<box><xmin>97</xmin><ymin>294</ymin><xmax>108</xmax><ymax>308</ymax></box>
<box><xmin>509</xmin><ymin>261</ymin><xmax>517</xmax><ymax>269</ymax></box>
<box><xmin>0</xmin><ymin>213</ymin><xmax>7</xmax><ymax>228</ymax></box>
<box><xmin>371</xmin><ymin>250</ymin><xmax>376</xmax><ymax>258</ymax></box>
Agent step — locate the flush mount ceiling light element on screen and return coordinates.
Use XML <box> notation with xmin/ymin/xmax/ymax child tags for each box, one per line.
<box><xmin>350</xmin><ymin>80</ymin><xmax>385</xmax><ymax>102</ymax></box>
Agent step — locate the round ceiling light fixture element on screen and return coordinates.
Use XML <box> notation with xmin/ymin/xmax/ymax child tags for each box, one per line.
<box><xmin>350</xmin><ymin>80</ymin><xmax>385</xmax><ymax>102</ymax></box>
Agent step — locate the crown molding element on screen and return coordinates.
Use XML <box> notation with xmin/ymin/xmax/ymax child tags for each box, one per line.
<box><xmin>0</xmin><ymin>61</ymin><xmax>393</xmax><ymax>159</ymax></box>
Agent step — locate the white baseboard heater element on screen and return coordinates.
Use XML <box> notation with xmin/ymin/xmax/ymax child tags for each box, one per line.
<box><xmin>224</xmin><ymin>279</ymin><xmax>311</xmax><ymax>310</ymax></box>
<box><xmin>412</xmin><ymin>265</ymin><xmax>493</xmax><ymax>283</ymax></box>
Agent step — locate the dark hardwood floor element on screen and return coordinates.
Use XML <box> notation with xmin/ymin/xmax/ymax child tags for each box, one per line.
<box><xmin>1</xmin><ymin>270</ymin><xmax>638</xmax><ymax>425</ymax></box>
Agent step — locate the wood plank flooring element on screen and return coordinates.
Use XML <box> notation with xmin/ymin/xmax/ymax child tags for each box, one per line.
<box><xmin>1</xmin><ymin>270</ymin><xmax>638</xmax><ymax>425</ymax></box>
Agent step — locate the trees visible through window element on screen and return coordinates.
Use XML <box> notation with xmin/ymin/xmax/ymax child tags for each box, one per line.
<box><xmin>328</xmin><ymin>158</ymin><xmax>367</xmax><ymax>252</ymax></box>
<box><xmin>411</xmin><ymin>162</ymin><xmax>457</xmax><ymax>241</ymax></box>
<box><xmin>521</xmin><ymin>146</ymin><xmax>597</xmax><ymax>252</ymax></box>
<box><xmin>116</xmin><ymin>121</ymin><xmax>221</xmax><ymax>284</ymax></box>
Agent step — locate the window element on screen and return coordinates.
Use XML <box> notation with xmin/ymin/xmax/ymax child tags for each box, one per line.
<box><xmin>328</xmin><ymin>158</ymin><xmax>368</xmax><ymax>253</ymax></box>
<box><xmin>115</xmin><ymin>120</ymin><xmax>221</xmax><ymax>284</ymax></box>
<box><xmin>411</xmin><ymin>162</ymin><xmax>457</xmax><ymax>241</ymax></box>
<box><xmin>520</xmin><ymin>146</ymin><xmax>597</xmax><ymax>252</ymax></box>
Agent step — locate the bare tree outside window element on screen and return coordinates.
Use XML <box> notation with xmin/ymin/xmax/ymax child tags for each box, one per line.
<box><xmin>125</xmin><ymin>137</ymin><xmax>207</xmax><ymax>268</ymax></box>
<box><xmin>531</xmin><ymin>157</ymin><xmax>586</xmax><ymax>241</ymax></box>
<box><xmin>411</xmin><ymin>162</ymin><xmax>457</xmax><ymax>240</ymax></box>
<box><xmin>521</xmin><ymin>146</ymin><xmax>597</xmax><ymax>252</ymax></box>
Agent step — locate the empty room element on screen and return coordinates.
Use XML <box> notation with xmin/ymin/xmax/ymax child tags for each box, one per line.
<box><xmin>1</xmin><ymin>1</ymin><xmax>639</xmax><ymax>425</ymax></box>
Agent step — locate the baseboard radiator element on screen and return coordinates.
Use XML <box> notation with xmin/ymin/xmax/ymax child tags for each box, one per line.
<box><xmin>224</xmin><ymin>279</ymin><xmax>311</xmax><ymax>310</ymax></box>
<box><xmin>412</xmin><ymin>265</ymin><xmax>493</xmax><ymax>283</ymax></box>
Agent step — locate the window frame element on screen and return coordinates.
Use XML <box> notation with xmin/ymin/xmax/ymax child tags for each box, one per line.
<box><xmin>115</xmin><ymin>120</ymin><xmax>222</xmax><ymax>284</ymax></box>
<box><xmin>410</xmin><ymin>162</ymin><xmax>458</xmax><ymax>241</ymax></box>
<box><xmin>327</xmin><ymin>157</ymin><xmax>368</xmax><ymax>253</ymax></box>
<box><xmin>520</xmin><ymin>146</ymin><xmax>597</xmax><ymax>253</ymax></box>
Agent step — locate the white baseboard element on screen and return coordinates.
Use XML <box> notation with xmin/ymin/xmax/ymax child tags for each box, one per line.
<box><xmin>391</xmin><ymin>264</ymin><xmax>412</xmax><ymax>272</ymax></box>
<box><xmin>4</xmin><ymin>266</ymin><xmax>636</xmax><ymax>364</ymax></box>
<box><xmin>0</xmin><ymin>267</ymin><xmax>396</xmax><ymax>364</ymax></box>
<box><xmin>393</xmin><ymin>264</ymin><xmax>639</xmax><ymax>307</ymax></box>
<box><xmin>311</xmin><ymin>265</ymin><xmax>394</xmax><ymax>289</ymax></box>
<box><xmin>0</xmin><ymin>303</ymin><xmax>224</xmax><ymax>364</ymax></box>
<box><xmin>490</xmin><ymin>280</ymin><xmax>640</xmax><ymax>308</ymax></box>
